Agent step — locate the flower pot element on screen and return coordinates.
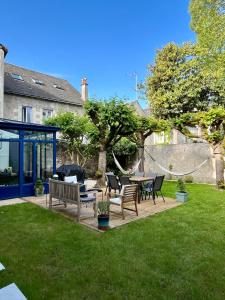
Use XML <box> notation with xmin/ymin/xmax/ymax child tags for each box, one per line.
<box><xmin>98</xmin><ymin>215</ymin><xmax>109</xmax><ymax>231</ymax></box>
<box><xmin>176</xmin><ymin>192</ymin><xmax>188</xmax><ymax>202</ymax></box>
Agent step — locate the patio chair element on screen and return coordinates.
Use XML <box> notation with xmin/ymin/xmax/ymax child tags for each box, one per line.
<box><xmin>109</xmin><ymin>184</ymin><xmax>138</xmax><ymax>219</ymax></box>
<box><xmin>143</xmin><ymin>175</ymin><xmax>165</xmax><ymax>205</ymax></box>
<box><xmin>105</xmin><ymin>172</ymin><xmax>114</xmax><ymax>195</ymax></box>
<box><xmin>119</xmin><ymin>175</ymin><xmax>131</xmax><ymax>186</ymax></box>
<box><xmin>107</xmin><ymin>174</ymin><xmax>121</xmax><ymax>194</ymax></box>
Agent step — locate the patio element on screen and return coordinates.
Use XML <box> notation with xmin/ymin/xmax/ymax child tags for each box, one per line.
<box><xmin>25</xmin><ymin>191</ymin><xmax>181</xmax><ymax>231</ymax></box>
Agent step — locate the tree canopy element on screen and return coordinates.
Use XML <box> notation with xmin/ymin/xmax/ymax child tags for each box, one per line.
<box><xmin>45</xmin><ymin>112</ymin><xmax>95</xmax><ymax>166</ymax></box>
<box><xmin>146</xmin><ymin>42</ymin><xmax>225</xmax><ymax>119</ymax></box>
<box><xmin>189</xmin><ymin>0</ymin><xmax>225</xmax><ymax>75</ymax></box>
<box><xmin>85</xmin><ymin>98</ymin><xmax>138</xmax><ymax>185</ymax></box>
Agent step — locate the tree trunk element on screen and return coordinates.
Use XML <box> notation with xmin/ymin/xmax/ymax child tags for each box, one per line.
<box><xmin>213</xmin><ymin>143</ymin><xmax>224</xmax><ymax>187</ymax></box>
<box><xmin>97</xmin><ymin>146</ymin><xmax>107</xmax><ymax>187</ymax></box>
<box><xmin>138</xmin><ymin>146</ymin><xmax>144</xmax><ymax>173</ymax></box>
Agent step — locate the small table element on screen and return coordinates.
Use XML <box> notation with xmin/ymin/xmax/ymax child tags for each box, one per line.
<box><xmin>129</xmin><ymin>176</ymin><xmax>155</xmax><ymax>204</ymax></box>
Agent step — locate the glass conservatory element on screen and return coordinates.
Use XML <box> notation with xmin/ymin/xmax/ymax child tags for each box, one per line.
<box><xmin>0</xmin><ymin>119</ymin><xmax>59</xmax><ymax>200</ymax></box>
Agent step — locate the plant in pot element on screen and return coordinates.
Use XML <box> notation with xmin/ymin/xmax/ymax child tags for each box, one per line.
<box><xmin>34</xmin><ymin>178</ymin><xmax>44</xmax><ymax>197</ymax></box>
<box><xmin>97</xmin><ymin>200</ymin><xmax>110</xmax><ymax>231</ymax></box>
<box><xmin>176</xmin><ymin>178</ymin><xmax>188</xmax><ymax>202</ymax></box>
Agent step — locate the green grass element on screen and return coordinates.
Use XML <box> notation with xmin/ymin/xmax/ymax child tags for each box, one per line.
<box><xmin>1</xmin><ymin>182</ymin><xmax>225</xmax><ymax>299</ymax></box>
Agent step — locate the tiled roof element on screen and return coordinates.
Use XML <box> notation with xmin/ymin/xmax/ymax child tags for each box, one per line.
<box><xmin>4</xmin><ymin>63</ymin><xmax>83</xmax><ymax>106</ymax></box>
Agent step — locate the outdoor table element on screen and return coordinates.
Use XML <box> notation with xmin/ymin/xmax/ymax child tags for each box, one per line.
<box><xmin>129</xmin><ymin>176</ymin><xmax>155</xmax><ymax>204</ymax></box>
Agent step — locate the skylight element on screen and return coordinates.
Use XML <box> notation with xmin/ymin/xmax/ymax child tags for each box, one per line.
<box><xmin>10</xmin><ymin>73</ymin><xmax>23</xmax><ymax>81</ymax></box>
<box><xmin>53</xmin><ymin>84</ymin><xmax>64</xmax><ymax>90</ymax></box>
<box><xmin>32</xmin><ymin>78</ymin><xmax>45</xmax><ymax>86</ymax></box>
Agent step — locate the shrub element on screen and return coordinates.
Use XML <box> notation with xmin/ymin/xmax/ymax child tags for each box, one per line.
<box><xmin>184</xmin><ymin>175</ymin><xmax>193</xmax><ymax>183</ymax></box>
<box><xmin>177</xmin><ymin>179</ymin><xmax>186</xmax><ymax>193</ymax></box>
<box><xmin>97</xmin><ymin>201</ymin><xmax>110</xmax><ymax>216</ymax></box>
<box><xmin>95</xmin><ymin>170</ymin><xmax>103</xmax><ymax>179</ymax></box>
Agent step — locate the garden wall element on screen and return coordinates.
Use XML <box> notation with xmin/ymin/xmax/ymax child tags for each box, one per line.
<box><xmin>144</xmin><ymin>143</ymin><xmax>216</xmax><ymax>184</ymax></box>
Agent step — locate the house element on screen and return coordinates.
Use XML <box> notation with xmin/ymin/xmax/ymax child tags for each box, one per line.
<box><xmin>0</xmin><ymin>43</ymin><xmax>88</xmax><ymax>199</ymax></box>
<box><xmin>0</xmin><ymin>44</ymin><xmax>88</xmax><ymax>124</ymax></box>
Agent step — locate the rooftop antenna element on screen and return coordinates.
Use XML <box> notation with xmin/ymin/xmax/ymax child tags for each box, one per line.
<box><xmin>128</xmin><ymin>71</ymin><xmax>138</xmax><ymax>100</ymax></box>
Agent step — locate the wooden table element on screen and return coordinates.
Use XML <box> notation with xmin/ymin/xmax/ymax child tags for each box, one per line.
<box><xmin>129</xmin><ymin>176</ymin><xmax>155</xmax><ymax>204</ymax></box>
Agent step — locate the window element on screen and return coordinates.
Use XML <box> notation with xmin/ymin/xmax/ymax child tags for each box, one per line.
<box><xmin>22</xmin><ymin>107</ymin><xmax>32</xmax><ymax>123</ymax></box>
<box><xmin>42</xmin><ymin>109</ymin><xmax>53</xmax><ymax>121</ymax></box>
<box><xmin>53</xmin><ymin>84</ymin><xmax>64</xmax><ymax>90</ymax></box>
<box><xmin>32</xmin><ymin>78</ymin><xmax>45</xmax><ymax>85</ymax></box>
<box><xmin>0</xmin><ymin>141</ymin><xmax>19</xmax><ymax>186</ymax></box>
<box><xmin>10</xmin><ymin>73</ymin><xmax>23</xmax><ymax>81</ymax></box>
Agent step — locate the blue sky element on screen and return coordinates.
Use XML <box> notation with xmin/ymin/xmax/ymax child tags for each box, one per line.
<box><xmin>1</xmin><ymin>0</ymin><xmax>195</xmax><ymax>105</ymax></box>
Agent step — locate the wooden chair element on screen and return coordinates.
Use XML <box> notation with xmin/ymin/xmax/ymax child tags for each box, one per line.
<box><xmin>109</xmin><ymin>184</ymin><xmax>138</xmax><ymax>219</ymax></box>
<box><xmin>49</xmin><ymin>179</ymin><xmax>97</xmax><ymax>222</ymax></box>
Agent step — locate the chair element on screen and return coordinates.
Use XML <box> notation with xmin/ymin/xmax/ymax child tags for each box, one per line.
<box><xmin>143</xmin><ymin>175</ymin><xmax>165</xmax><ymax>205</ymax></box>
<box><xmin>119</xmin><ymin>175</ymin><xmax>130</xmax><ymax>186</ymax></box>
<box><xmin>109</xmin><ymin>184</ymin><xmax>138</xmax><ymax>219</ymax></box>
<box><xmin>107</xmin><ymin>174</ymin><xmax>121</xmax><ymax>194</ymax></box>
<box><xmin>105</xmin><ymin>172</ymin><xmax>114</xmax><ymax>195</ymax></box>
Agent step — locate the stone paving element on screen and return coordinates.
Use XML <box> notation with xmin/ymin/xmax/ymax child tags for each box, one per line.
<box><xmin>24</xmin><ymin>191</ymin><xmax>181</xmax><ymax>231</ymax></box>
<box><xmin>0</xmin><ymin>198</ymin><xmax>26</xmax><ymax>207</ymax></box>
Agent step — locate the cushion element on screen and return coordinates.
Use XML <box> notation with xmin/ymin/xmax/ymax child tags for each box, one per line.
<box><xmin>110</xmin><ymin>197</ymin><xmax>121</xmax><ymax>205</ymax></box>
<box><xmin>64</xmin><ymin>176</ymin><xmax>77</xmax><ymax>184</ymax></box>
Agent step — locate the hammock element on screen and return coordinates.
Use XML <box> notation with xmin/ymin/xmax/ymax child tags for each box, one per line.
<box><xmin>112</xmin><ymin>152</ymin><xmax>141</xmax><ymax>175</ymax></box>
<box><xmin>144</xmin><ymin>148</ymin><xmax>210</xmax><ymax>176</ymax></box>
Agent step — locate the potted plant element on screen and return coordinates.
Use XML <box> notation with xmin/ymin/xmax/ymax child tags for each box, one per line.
<box><xmin>97</xmin><ymin>200</ymin><xmax>110</xmax><ymax>231</ymax></box>
<box><xmin>34</xmin><ymin>178</ymin><xmax>44</xmax><ymax>196</ymax></box>
<box><xmin>176</xmin><ymin>178</ymin><xmax>188</xmax><ymax>202</ymax></box>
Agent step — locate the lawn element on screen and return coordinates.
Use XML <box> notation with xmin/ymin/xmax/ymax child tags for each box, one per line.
<box><xmin>1</xmin><ymin>181</ymin><xmax>225</xmax><ymax>300</ymax></box>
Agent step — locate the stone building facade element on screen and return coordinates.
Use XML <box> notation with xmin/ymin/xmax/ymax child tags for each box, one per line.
<box><xmin>0</xmin><ymin>44</ymin><xmax>87</xmax><ymax>124</ymax></box>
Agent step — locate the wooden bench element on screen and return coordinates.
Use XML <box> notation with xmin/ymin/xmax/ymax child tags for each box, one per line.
<box><xmin>49</xmin><ymin>179</ymin><xmax>97</xmax><ymax>222</ymax></box>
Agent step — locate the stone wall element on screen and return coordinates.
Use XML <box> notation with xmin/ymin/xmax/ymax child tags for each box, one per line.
<box><xmin>144</xmin><ymin>143</ymin><xmax>216</xmax><ymax>184</ymax></box>
<box><xmin>4</xmin><ymin>94</ymin><xmax>84</xmax><ymax>123</ymax></box>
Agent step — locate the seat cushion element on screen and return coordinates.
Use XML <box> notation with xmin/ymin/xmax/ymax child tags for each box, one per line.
<box><xmin>110</xmin><ymin>197</ymin><xmax>121</xmax><ymax>205</ymax></box>
<box><xmin>80</xmin><ymin>195</ymin><xmax>96</xmax><ymax>202</ymax></box>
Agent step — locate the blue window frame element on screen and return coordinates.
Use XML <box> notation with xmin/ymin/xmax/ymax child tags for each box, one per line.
<box><xmin>0</xmin><ymin>119</ymin><xmax>59</xmax><ymax>200</ymax></box>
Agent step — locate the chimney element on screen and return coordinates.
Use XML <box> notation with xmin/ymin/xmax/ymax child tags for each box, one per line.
<box><xmin>81</xmin><ymin>77</ymin><xmax>88</xmax><ymax>102</ymax></box>
<box><xmin>0</xmin><ymin>44</ymin><xmax>8</xmax><ymax>118</ymax></box>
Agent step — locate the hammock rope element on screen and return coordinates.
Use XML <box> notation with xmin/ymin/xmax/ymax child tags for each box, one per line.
<box><xmin>144</xmin><ymin>148</ymin><xmax>210</xmax><ymax>176</ymax></box>
<box><xmin>112</xmin><ymin>152</ymin><xmax>141</xmax><ymax>175</ymax></box>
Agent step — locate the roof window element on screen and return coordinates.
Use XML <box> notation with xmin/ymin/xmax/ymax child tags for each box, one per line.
<box><xmin>10</xmin><ymin>73</ymin><xmax>23</xmax><ymax>81</ymax></box>
<box><xmin>53</xmin><ymin>84</ymin><xmax>64</xmax><ymax>90</ymax></box>
<box><xmin>32</xmin><ymin>78</ymin><xmax>45</xmax><ymax>86</ymax></box>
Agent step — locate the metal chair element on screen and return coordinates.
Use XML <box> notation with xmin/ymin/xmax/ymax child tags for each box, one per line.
<box><xmin>105</xmin><ymin>172</ymin><xmax>114</xmax><ymax>195</ymax></box>
<box><xmin>143</xmin><ymin>175</ymin><xmax>165</xmax><ymax>205</ymax></box>
<box><xmin>107</xmin><ymin>174</ymin><xmax>121</xmax><ymax>194</ymax></box>
<box><xmin>119</xmin><ymin>175</ymin><xmax>131</xmax><ymax>186</ymax></box>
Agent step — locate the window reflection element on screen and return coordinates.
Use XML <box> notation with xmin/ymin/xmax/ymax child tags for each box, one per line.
<box><xmin>24</xmin><ymin>131</ymin><xmax>53</xmax><ymax>140</ymax></box>
<box><xmin>24</xmin><ymin>142</ymin><xmax>33</xmax><ymax>183</ymax></box>
<box><xmin>0</xmin><ymin>129</ymin><xmax>19</xmax><ymax>139</ymax></box>
<box><xmin>0</xmin><ymin>142</ymin><xmax>19</xmax><ymax>186</ymax></box>
<box><xmin>37</xmin><ymin>143</ymin><xmax>53</xmax><ymax>181</ymax></box>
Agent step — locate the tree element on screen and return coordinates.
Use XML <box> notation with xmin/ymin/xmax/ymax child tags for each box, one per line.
<box><xmin>133</xmin><ymin>116</ymin><xmax>170</xmax><ymax>172</ymax></box>
<box><xmin>173</xmin><ymin>107</ymin><xmax>225</xmax><ymax>187</ymax></box>
<box><xmin>45</xmin><ymin>112</ymin><xmax>96</xmax><ymax>166</ymax></box>
<box><xmin>189</xmin><ymin>0</ymin><xmax>225</xmax><ymax>72</ymax></box>
<box><xmin>85</xmin><ymin>98</ymin><xmax>138</xmax><ymax>186</ymax></box>
<box><xmin>146</xmin><ymin>42</ymin><xmax>225</xmax><ymax>119</ymax></box>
